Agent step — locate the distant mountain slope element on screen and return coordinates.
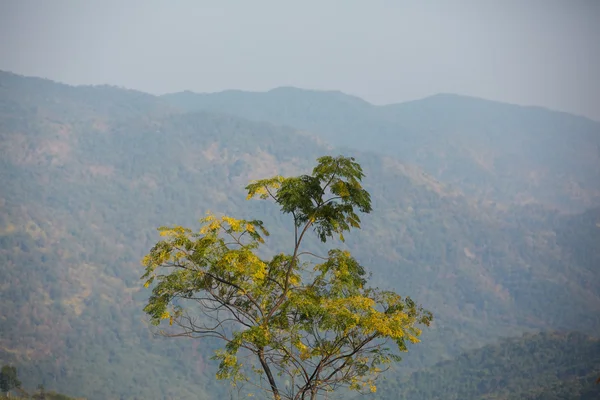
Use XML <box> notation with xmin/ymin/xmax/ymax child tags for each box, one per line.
<box><xmin>163</xmin><ymin>88</ymin><xmax>600</xmax><ymax>211</ymax></box>
<box><xmin>374</xmin><ymin>331</ymin><xmax>600</xmax><ymax>400</ymax></box>
<box><xmin>0</xmin><ymin>70</ymin><xmax>173</xmax><ymax>122</ymax></box>
<box><xmin>555</xmin><ymin>206</ymin><xmax>600</xmax><ymax>276</ymax></box>
<box><xmin>1</xmin><ymin>71</ymin><xmax>599</xmax><ymax>398</ymax></box>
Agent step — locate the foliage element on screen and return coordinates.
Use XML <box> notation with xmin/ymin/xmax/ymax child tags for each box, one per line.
<box><xmin>141</xmin><ymin>156</ymin><xmax>432</xmax><ymax>399</ymax></box>
<box><xmin>0</xmin><ymin>388</ymin><xmax>83</xmax><ymax>400</ymax></box>
<box><xmin>1</xmin><ymin>71</ymin><xmax>599</xmax><ymax>399</ymax></box>
<box><xmin>373</xmin><ymin>331</ymin><xmax>600</xmax><ymax>400</ymax></box>
<box><xmin>0</xmin><ymin>367</ymin><xmax>79</xmax><ymax>399</ymax></box>
<box><xmin>0</xmin><ymin>365</ymin><xmax>21</xmax><ymax>394</ymax></box>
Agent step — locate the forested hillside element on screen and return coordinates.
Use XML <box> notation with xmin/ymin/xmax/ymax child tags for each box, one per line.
<box><xmin>375</xmin><ymin>331</ymin><xmax>600</xmax><ymax>400</ymax></box>
<box><xmin>1</xmin><ymin>70</ymin><xmax>599</xmax><ymax>399</ymax></box>
<box><xmin>163</xmin><ymin>88</ymin><xmax>600</xmax><ymax>212</ymax></box>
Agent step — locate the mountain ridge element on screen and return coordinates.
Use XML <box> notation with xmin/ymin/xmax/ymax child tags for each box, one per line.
<box><xmin>161</xmin><ymin>82</ymin><xmax>600</xmax><ymax>212</ymax></box>
<box><xmin>165</xmin><ymin>86</ymin><xmax>599</xmax><ymax>122</ymax></box>
<box><xmin>1</xmin><ymin>71</ymin><xmax>599</xmax><ymax>399</ymax></box>
<box><xmin>5</xmin><ymin>69</ymin><xmax>596</xmax><ymax>122</ymax></box>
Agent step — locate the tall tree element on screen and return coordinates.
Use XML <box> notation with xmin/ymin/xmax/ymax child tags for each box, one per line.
<box><xmin>141</xmin><ymin>155</ymin><xmax>432</xmax><ymax>399</ymax></box>
<box><xmin>0</xmin><ymin>365</ymin><xmax>21</xmax><ymax>397</ymax></box>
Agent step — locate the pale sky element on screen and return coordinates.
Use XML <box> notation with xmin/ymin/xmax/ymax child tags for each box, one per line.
<box><xmin>1</xmin><ymin>0</ymin><xmax>599</xmax><ymax>120</ymax></box>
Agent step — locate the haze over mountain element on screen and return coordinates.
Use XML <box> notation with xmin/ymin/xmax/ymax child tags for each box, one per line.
<box><xmin>2</xmin><ymin>1</ymin><xmax>599</xmax><ymax>121</ymax></box>
<box><xmin>0</xmin><ymin>70</ymin><xmax>599</xmax><ymax>399</ymax></box>
<box><xmin>164</xmin><ymin>88</ymin><xmax>600</xmax><ymax>212</ymax></box>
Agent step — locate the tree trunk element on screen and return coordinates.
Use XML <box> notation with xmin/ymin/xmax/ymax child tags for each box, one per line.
<box><xmin>258</xmin><ymin>349</ymin><xmax>281</xmax><ymax>400</ymax></box>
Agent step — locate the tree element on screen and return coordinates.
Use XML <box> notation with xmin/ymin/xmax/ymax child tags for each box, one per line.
<box><xmin>141</xmin><ymin>155</ymin><xmax>432</xmax><ymax>399</ymax></box>
<box><xmin>32</xmin><ymin>384</ymin><xmax>46</xmax><ymax>400</ymax></box>
<box><xmin>0</xmin><ymin>365</ymin><xmax>21</xmax><ymax>397</ymax></box>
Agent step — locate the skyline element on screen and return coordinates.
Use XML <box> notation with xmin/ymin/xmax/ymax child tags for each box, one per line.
<box><xmin>3</xmin><ymin>68</ymin><xmax>599</xmax><ymax>123</ymax></box>
<box><xmin>1</xmin><ymin>0</ymin><xmax>599</xmax><ymax>120</ymax></box>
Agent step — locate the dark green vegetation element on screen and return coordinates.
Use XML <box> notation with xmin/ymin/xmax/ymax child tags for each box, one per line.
<box><xmin>1</xmin><ymin>366</ymin><xmax>80</xmax><ymax>399</ymax></box>
<box><xmin>0</xmin><ymin>391</ymin><xmax>82</xmax><ymax>400</ymax></box>
<box><xmin>0</xmin><ymin>393</ymin><xmax>82</xmax><ymax>400</ymax></box>
<box><xmin>1</xmin><ymin>365</ymin><xmax>21</xmax><ymax>394</ymax></box>
<box><xmin>377</xmin><ymin>332</ymin><xmax>600</xmax><ymax>400</ymax></box>
<box><xmin>1</xmin><ymin>70</ymin><xmax>599</xmax><ymax>398</ymax></box>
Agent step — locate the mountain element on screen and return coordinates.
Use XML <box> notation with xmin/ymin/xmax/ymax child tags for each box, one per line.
<box><xmin>163</xmin><ymin>88</ymin><xmax>600</xmax><ymax>212</ymax></box>
<box><xmin>375</xmin><ymin>331</ymin><xmax>600</xmax><ymax>400</ymax></box>
<box><xmin>1</xmin><ymin>70</ymin><xmax>599</xmax><ymax>398</ymax></box>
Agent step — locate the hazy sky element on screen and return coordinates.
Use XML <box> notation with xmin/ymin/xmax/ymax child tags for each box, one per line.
<box><xmin>1</xmin><ymin>0</ymin><xmax>599</xmax><ymax>120</ymax></box>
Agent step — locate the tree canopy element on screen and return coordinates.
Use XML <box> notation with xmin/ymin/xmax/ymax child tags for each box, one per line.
<box><xmin>0</xmin><ymin>365</ymin><xmax>21</xmax><ymax>395</ymax></box>
<box><xmin>141</xmin><ymin>155</ymin><xmax>432</xmax><ymax>399</ymax></box>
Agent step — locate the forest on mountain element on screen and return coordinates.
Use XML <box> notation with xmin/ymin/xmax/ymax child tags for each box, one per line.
<box><xmin>0</xmin><ymin>70</ymin><xmax>599</xmax><ymax>399</ymax></box>
<box><xmin>377</xmin><ymin>332</ymin><xmax>600</xmax><ymax>400</ymax></box>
